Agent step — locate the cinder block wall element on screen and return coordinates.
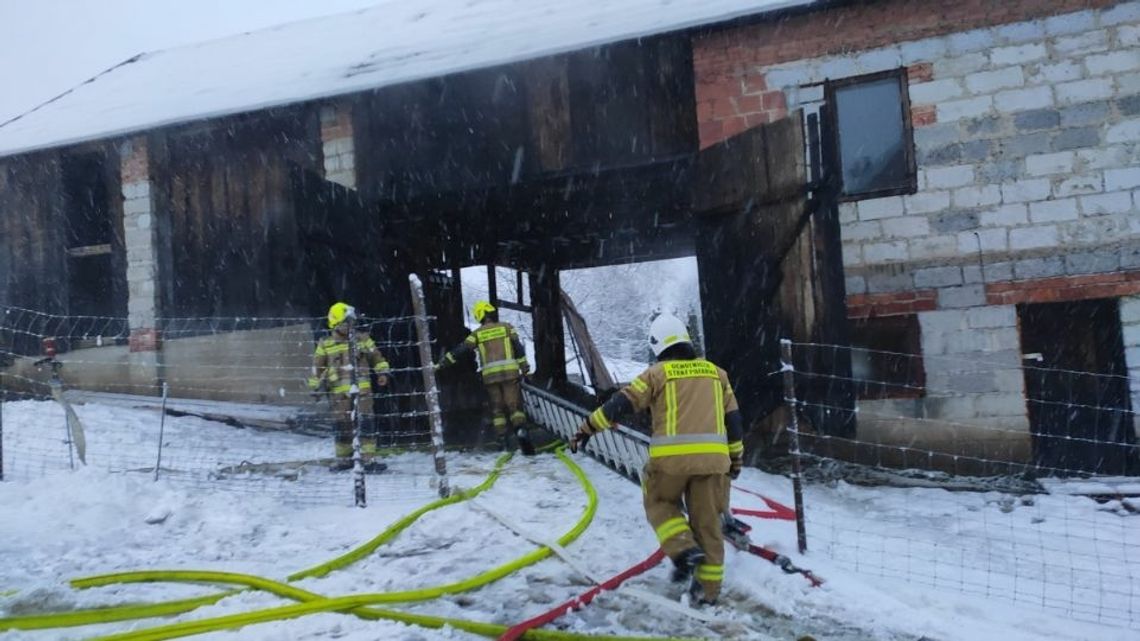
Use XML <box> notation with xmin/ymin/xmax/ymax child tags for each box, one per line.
<box><xmin>694</xmin><ymin>1</ymin><xmax>1140</xmax><ymax>439</ymax></box>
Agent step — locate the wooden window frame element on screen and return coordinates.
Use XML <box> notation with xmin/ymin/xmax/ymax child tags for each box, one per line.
<box><xmin>825</xmin><ymin>68</ymin><xmax>918</xmax><ymax>203</ymax></box>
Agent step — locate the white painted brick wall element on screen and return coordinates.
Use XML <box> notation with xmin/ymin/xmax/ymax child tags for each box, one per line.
<box><xmin>1121</xmin><ymin>294</ymin><xmax>1140</xmax><ymax>435</ymax></box>
<box><xmin>1055</xmin><ymin>78</ymin><xmax>1115</xmax><ymax>105</ymax></box>
<box><xmin>1106</xmin><ymin>118</ymin><xmax>1140</xmax><ymax>144</ymax></box>
<box><xmin>1000</xmin><ymin>179</ymin><xmax>1051</xmax><ymax>203</ymax></box>
<box><xmin>1053</xmin><ymin>173</ymin><xmax>1103</xmax><ymax>198</ymax></box>
<box><xmin>1079</xmin><ymin>191</ymin><xmax>1132</xmax><ymax>215</ymax></box>
<box><xmin>980</xmin><ymin>204</ymin><xmax>1028</xmax><ymax>227</ymax></box>
<box><xmin>909</xmin><ymin>79</ymin><xmax>964</xmax><ymax>103</ymax></box>
<box><xmin>1026</xmin><ymin>61</ymin><xmax>1083</xmax><ymax>84</ymax></box>
<box><xmin>774</xmin><ymin>3</ymin><xmax>1140</xmax><ymax>430</ymax></box>
<box><xmin>858</xmin><ymin>196</ymin><xmax>906</xmax><ymax>220</ymax></box>
<box><xmin>1120</xmin><ymin>24</ymin><xmax>1140</xmax><ymax>47</ymax></box>
<box><xmin>993</xmin><ymin>86</ymin><xmax>1054</xmax><ymax>112</ymax></box>
<box><xmin>991</xmin><ymin>43</ymin><xmax>1047</xmax><ymax>65</ymax></box>
<box><xmin>882</xmin><ymin>216</ymin><xmax>931</xmax><ymax>238</ymax></box>
<box><xmin>908</xmin><ymin>235</ymin><xmax>958</xmax><ymax>260</ymax></box>
<box><xmin>937</xmin><ymin>95</ymin><xmax>993</xmax><ymax>120</ymax></box>
<box><xmin>1029</xmin><ymin>199</ymin><xmax>1079</xmax><ymax>223</ymax></box>
<box><xmin>925</xmin><ymin>165</ymin><xmax>975</xmax><ymax>189</ymax></box>
<box><xmin>904</xmin><ymin>190</ymin><xmax>951</xmax><ymax>214</ymax></box>
<box><xmin>958</xmin><ymin>228</ymin><xmax>1007</xmax><ymax>252</ymax></box>
<box><xmin>1105</xmin><ymin>167</ymin><xmax>1140</xmax><ymax>191</ymax></box>
<box><xmin>952</xmin><ymin>185</ymin><xmax>1002</xmax><ymax>208</ymax></box>
<box><xmin>863</xmin><ymin>241</ymin><xmax>909</xmax><ymax>263</ymax></box>
<box><xmin>965</xmin><ymin>67</ymin><xmax>1025</xmax><ymax>94</ymax></box>
<box><xmin>1026</xmin><ymin>152</ymin><xmax>1075</xmax><ymax>177</ymax></box>
<box><xmin>1085</xmin><ymin>50</ymin><xmax>1140</xmax><ymax>75</ymax></box>
<box><xmin>1010</xmin><ymin>224</ymin><xmax>1060</xmax><ymax>249</ymax></box>
<box><xmin>1077</xmin><ymin>146</ymin><xmax>1131</xmax><ymax>170</ymax></box>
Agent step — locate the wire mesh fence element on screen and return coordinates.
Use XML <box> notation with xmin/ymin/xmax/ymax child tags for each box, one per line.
<box><xmin>779</xmin><ymin>340</ymin><xmax>1140</xmax><ymax>629</ymax></box>
<box><xmin>0</xmin><ymin>305</ymin><xmax>448</xmax><ymax>506</ymax></box>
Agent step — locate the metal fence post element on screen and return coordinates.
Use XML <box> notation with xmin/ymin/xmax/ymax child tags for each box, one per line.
<box><xmin>409</xmin><ymin>274</ymin><xmax>450</xmax><ymax>499</ymax></box>
<box><xmin>780</xmin><ymin>338</ymin><xmax>808</xmax><ymax>554</ymax></box>
<box><xmin>347</xmin><ymin>322</ymin><xmax>366</xmax><ymax>508</ymax></box>
<box><xmin>154</xmin><ymin>381</ymin><xmax>169</xmax><ymax>481</ymax></box>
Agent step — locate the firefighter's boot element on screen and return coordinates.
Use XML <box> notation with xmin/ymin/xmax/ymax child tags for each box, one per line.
<box><xmin>671</xmin><ymin>547</ymin><xmax>706</xmax><ymax>584</ymax></box>
<box><xmin>516</xmin><ymin>426</ymin><xmax>536</xmax><ymax>456</ymax></box>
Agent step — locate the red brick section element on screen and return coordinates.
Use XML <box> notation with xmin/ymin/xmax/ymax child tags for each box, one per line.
<box><xmin>911</xmin><ymin>105</ymin><xmax>938</xmax><ymax>127</ymax></box>
<box><xmin>320</xmin><ymin>106</ymin><xmax>353</xmax><ymax>142</ymax></box>
<box><xmin>986</xmin><ymin>271</ymin><xmax>1140</xmax><ymax>305</ymax></box>
<box><xmin>129</xmin><ymin>328</ymin><xmax>160</xmax><ymax>353</ymax></box>
<box><xmin>906</xmin><ymin>62</ymin><xmax>934</xmax><ymax>83</ymax></box>
<box><xmin>121</xmin><ymin>137</ymin><xmax>149</xmax><ymax>183</ymax></box>
<box><xmin>692</xmin><ymin>0</ymin><xmax>1118</xmax><ymax>147</ymax></box>
<box><xmin>847</xmin><ymin>290</ymin><xmax>938</xmax><ymax>319</ymax></box>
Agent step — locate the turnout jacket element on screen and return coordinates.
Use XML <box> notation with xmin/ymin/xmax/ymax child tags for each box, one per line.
<box><xmin>582</xmin><ymin>357</ymin><xmax>743</xmax><ymax>475</ymax></box>
<box><xmin>308</xmin><ymin>330</ymin><xmax>390</xmax><ymax>394</ymax></box>
<box><xmin>440</xmin><ymin>321</ymin><xmax>528</xmax><ymax>384</ymax></box>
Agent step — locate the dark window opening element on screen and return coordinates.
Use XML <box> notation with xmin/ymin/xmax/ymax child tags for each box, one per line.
<box><xmin>849</xmin><ymin>314</ymin><xmax>925</xmax><ymax>400</ymax></box>
<box><xmin>826</xmin><ymin>69</ymin><xmax>917</xmax><ymax>200</ymax></box>
<box><xmin>1019</xmin><ymin>298</ymin><xmax>1137</xmax><ymax>476</ymax></box>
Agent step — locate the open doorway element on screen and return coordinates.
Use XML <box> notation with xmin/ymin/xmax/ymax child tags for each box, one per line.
<box><xmin>61</xmin><ymin>151</ymin><xmax>127</xmax><ymax>347</ymax></box>
<box><xmin>1019</xmin><ymin>298</ymin><xmax>1137</xmax><ymax>475</ymax></box>
<box><xmin>459</xmin><ymin>257</ymin><xmax>702</xmax><ymax>390</ymax></box>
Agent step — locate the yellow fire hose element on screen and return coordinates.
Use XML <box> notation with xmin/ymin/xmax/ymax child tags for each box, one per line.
<box><xmin>2</xmin><ymin>448</ymin><xmax>703</xmax><ymax>641</ymax></box>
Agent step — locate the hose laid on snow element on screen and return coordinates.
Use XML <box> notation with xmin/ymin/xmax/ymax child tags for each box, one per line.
<box><xmin>498</xmin><ymin>549</ymin><xmax>668</xmax><ymax>641</ymax></box>
<box><xmin>80</xmin><ymin>569</ymin><xmax>702</xmax><ymax>641</ymax></box>
<box><xmin>7</xmin><ymin>448</ymin><xmax>644</xmax><ymax>641</ymax></box>
<box><xmin>0</xmin><ymin>452</ymin><xmax>515</xmax><ymax>632</ymax></box>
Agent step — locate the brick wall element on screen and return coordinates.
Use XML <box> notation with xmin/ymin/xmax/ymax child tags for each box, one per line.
<box><xmin>1122</xmin><ymin>295</ymin><xmax>1140</xmax><ymax>434</ymax></box>
<box><xmin>119</xmin><ymin>136</ymin><xmax>159</xmax><ymax>349</ymax></box>
<box><xmin>694</xmin><ymin>0</ymin><xmax>1140</xmax><ymax>428</ymax></box>
<box><xmin>693</xmin><ymin>0</ymin><xmax>1122</xmax><ymax>148</ymax></box>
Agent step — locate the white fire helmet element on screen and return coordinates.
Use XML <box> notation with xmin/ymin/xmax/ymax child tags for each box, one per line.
<box><xmin>647</xmin><ymin>313</ymin><xmax>691</xmax><ymax>358</ymax></box>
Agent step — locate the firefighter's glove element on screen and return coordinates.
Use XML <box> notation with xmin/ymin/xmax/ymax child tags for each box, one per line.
<box><xmin>307</xmin><ymin>378</ymin><xmax>328</xmax><ymax>400</ymax></box>
<box><xmin>729</xmin><ymin>458</ymin><xmax>743</xmax><ymax>480</ymax></box>
<box><xmin>519</xmin><ymin>360</ymin><xmax>531</xmax><ymax>376</ymax></box>
<box><xmin>569</xmin><ymin>423</ymin><xmax>592</xmax><ymax>454</ymax></box>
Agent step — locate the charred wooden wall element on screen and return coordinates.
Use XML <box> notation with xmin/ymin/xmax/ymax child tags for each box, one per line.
<box><xmin>1</xmin><ymin>144</ymin><xmax>128</xmax><ymax>354</ymax></box>
<box><xmin>153</xmin><ymin>109</ymin><xmax>323</xmax><ymax>318</ymax></box>
<box><xmin>0</xmin><ymin>153</ymin><xmax>66</xmax><ymax>316</ymax></box>
<box><xmin>354</xmin><ymin>36</ymin><xmax>697</xmax><ymax>221</ymax></box>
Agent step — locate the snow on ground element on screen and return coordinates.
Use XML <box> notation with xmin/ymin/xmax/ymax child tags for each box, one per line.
<box><xmin>2</xmin><ymin>401</ymin><xmax>1138</xmax><ymax>640</ymax></box>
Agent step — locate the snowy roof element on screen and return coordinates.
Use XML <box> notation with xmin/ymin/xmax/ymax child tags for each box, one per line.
<box><xmin>0</xmin><ymin>0</ymin><xmax>813</xmax><ymax>159</ymax></box>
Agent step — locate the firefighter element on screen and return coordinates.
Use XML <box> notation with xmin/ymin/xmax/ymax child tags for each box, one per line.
<box><xmin>570</xmin><ymin>312</ymin><xmax>744</xmax><ymax>606</ymax></box>
<box><xmin>308</xmin><ymin>302</ymin><xmax>391</xmax><ymax>471</ymax></box>
<box><xmin>436</xmin><ymin>300</ymin><xmax>534</xmax><ymax>454</ymax></box>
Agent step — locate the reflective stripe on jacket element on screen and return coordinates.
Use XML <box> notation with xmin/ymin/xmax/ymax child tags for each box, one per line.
<box><xmin>604</xmin><ymin>358</ymin><xmax>738</xmax><ymax>475</ymax></box>
<box><xmin>308</xmin><ymin>331</ymin><xmax>389</xmax><ymax>395</ymax></box>
<box><xmin>452</xmin><ymin>321</ymin><xmax>527</xmax><ymax>384</ymax></box>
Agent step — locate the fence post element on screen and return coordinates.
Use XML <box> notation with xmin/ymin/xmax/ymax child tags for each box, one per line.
<box><xmin>409</xmin><ymin>274</ymin><xmax>450</xmax><ymax>499</ymax></box>
<box><xmin>348</xmin><ymin>322</ymin><xmax>367</xmax><ymax>508</ymax></box>
<box><xmin>780</xmin><ymin>338</ymin><xmax>808</xmax><ymax>554</ymax></box>
<box><xmin>154</xmin><ymin>381</ymin><xmax>169</xmax><ymax>482</ymax></box>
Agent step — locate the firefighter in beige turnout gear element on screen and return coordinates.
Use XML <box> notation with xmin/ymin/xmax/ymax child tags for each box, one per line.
<box><xmin>437</xmin><ymin>300</ymin><xmax>534</xmax><ymax>454</ymax></box>
<box><xmin>308</xmin><ymin>303</ymin><xmax>391</xmax><ymax>470</ymax></box>
<box><xmin>571</xmin><ymin>313</ymin><xmax>745</xmax><ymax>606</ymax></box>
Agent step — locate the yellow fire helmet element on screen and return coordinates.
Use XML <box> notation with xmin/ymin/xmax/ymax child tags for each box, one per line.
<box><xmin>327</xmin><ymin>302</ymin><xmax>356</xmax><ymax>329</ymax></box>
<box><xmin>472</xmin><ymin>300</ymin><xmax>496</xmax><ymax>323</ymax></box>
